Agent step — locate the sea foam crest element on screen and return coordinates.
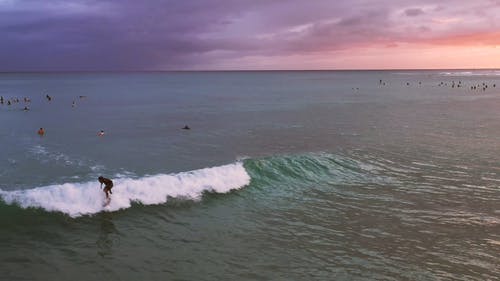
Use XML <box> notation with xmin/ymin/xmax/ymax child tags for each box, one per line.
<box><xmin>439</xmin><ymin>70</ymin><xmax>500</xmax><ymax>77</ymax></box>
<box><xmin>0</xmin><ymin>162</ymin><xmax>250</xmax><ymax>217</ymax></box>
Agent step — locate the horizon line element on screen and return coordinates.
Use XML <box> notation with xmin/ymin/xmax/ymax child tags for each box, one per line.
<box><xmin>1</xmin><ymin>67</ymin><xmax>499</xmax><ymax>74</ymax></box>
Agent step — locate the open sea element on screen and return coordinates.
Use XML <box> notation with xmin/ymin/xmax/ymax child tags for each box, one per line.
<box><xmin>0</xmin><ymin>70</ymin><xmax>499</xmax><ymax>280</ymax></box>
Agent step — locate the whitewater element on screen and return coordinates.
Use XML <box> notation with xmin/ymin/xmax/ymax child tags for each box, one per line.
<box><xmin>0</xmin><ymin>162</ymin><xmax>250</xmax><ymax>217</ymax></box>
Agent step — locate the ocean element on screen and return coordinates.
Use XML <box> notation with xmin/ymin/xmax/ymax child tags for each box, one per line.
<box><xmin>0</xmin><ymin>70</ymin><xmax>499</xmax><ymax>280</ymax></box>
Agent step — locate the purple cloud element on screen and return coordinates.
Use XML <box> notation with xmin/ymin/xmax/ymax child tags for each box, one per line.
<box><xmin>405</xmin><ymin>8</ymin><xmax>425</xmax><ymax>17</ymax></box>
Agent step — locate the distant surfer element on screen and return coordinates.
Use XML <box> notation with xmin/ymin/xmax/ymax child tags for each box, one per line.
<box><xmin>182</xmin><ymin>125</ymin><xmax>190</xmax><ymax>130</ymax></box>
<box><xmin>98</xmin><ymin>130</ymin><xmax>105</xmax><ymax>136</ymax></box>
<box><xmin>98</xmin><ymin>176</ymin><xmax>113</xmax><ymax>200</ymax></box>
<box><xmin>37</xmin><ymin>127</ymin><xmax>45</xmax><ymax>136</ymax></box>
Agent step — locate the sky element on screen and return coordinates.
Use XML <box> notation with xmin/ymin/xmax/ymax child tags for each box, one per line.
<box><xmin>1</xmin><ymin>0</ymin><xmax>500</xmax><ymax>71</ymax></box>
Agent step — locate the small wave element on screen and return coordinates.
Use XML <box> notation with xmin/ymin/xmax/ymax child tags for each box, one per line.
<box><xmin>28</xmin><ymin>144</ymin><xmax>79</xmax><ymax>166</ymax></box>
<box><xmin>393</xmin><ymin>72</ymin><xmax>425</xmax><ymax>75</ymax></box>
<box><xmin>422</xmin><ymin>175</ymin><xmax>461</xmax><ymax>182</ymax></box>
<box><xmin>481</xmin><ymin>176</ymin><xmax>500</xmax><ymax>182</ymax></box>
<box><xmin>0</xmin><ymin>162</ymin><xmax>250</xmax><ymax>217</ymax></box>
<box><xmin>440</xmin><ymin>71</ymin><xmax>473</xmax><ymax>76</ymax></box>
<box><xmin>485</xmin><ymin>239</ymin><xmax>500</xmax><ymax>246</ymax></box>
<box><xmin>29</xmin><ymin>144</ymin><xmax>48</xmax><ymax>155</ymax></box>
<box><xmin>439</xmin><ymin>70</ymin><xmax>500</xmax><ymax>77</ymax></box>
<box><xmin>411</xmin><ymin>161</ymin><xmax>439</xmax><ymax>168</ymax></box>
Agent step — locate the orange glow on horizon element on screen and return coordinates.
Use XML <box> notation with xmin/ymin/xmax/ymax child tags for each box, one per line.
<box><xmin>425</xmin><ymin>31</ymin><xmax>500</xmax><ymax>47</ymax></box>
<box><xmin>205</xmin><ymin>43</ymin><xmax>500</xmax><ymax>70</ymax></box>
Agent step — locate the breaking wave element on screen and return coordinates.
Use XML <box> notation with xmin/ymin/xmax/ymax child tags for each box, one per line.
<box><xmin>439</xmin><ymin>70</ymin><xmax>500</xmax><ymax>77</ymax></box>
<box><xmin>0</xmin><ymin>162</ymin><xmax>250</xmax><ymax>217</ymax></box>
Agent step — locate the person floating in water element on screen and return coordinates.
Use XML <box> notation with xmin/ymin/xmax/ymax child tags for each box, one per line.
<box><xmin>98</xmin><ymin>130</ymin><xmax>105</xmax><ymax>136</ymax></box>
<box><xmin>98</xmin><ymin>176</ymin><xmax>113</xmax><ymax>200</ymax></box>
<box><xmin>182</xmin><ymin>125</ymin><xmax>190</xmax><ymax>130</ymax></box>
<box><xmin>37</xmin><ymin>128</ymin><xmax>45</xmax><ymax>136</ymax></box>
<box><xmin>46</xmin><ymin>94</ymin><xmax>52</xmax><ymax>101</ymax></box>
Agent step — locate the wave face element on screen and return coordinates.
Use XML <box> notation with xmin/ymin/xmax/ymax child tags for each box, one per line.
<box><xmin>0</xmin><ymin>162</ymin><xmax>250</xmax><ymax>217</ymax></box>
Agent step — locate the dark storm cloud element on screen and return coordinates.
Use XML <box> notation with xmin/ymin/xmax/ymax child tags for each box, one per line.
<box><xmin>0</xmin><ymin>0</ymin><xmax>249</xmax><ymax>70</ymax></box>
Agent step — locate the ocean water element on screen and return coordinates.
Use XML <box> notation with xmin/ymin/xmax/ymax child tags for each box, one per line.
<box><xmin>0</xmin><ymin>70</ymin><xmax>499</xmax><ymax>280</ymax></box>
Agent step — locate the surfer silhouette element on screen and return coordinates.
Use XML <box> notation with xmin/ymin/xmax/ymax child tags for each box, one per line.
<box><xmin>98</xmin><ymin>176</ymin><xmax>113</xmax><ymax>200</ymax></box>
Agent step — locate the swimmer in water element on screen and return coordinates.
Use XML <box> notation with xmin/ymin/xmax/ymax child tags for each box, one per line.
<box><xmin>38</xmin><ymin>128</ymin><xmax>45</xmax><ymax>136</ymax></box>
<box><xmin>98</xmin><ymin>130</ymin><xmax>105</xmax><ymax>136</ymax></box>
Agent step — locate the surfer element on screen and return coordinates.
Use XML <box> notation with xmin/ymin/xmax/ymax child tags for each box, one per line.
<box><xmin>98</xmin><ymin>176</ymin><xmax>113</xmax><ymax>199</ymax></box>
<box><xmin>98</xmin><ymin>130</ymin><xmax>105</xmax><ymax>136</ymax></box>
<box><xmin>182</xmin><ymin>125</ymin><xmax>190</xmax><ymax>130</ymax></box>
<box><xmin>37</xmin><ymin>127</ymin><xmax>45</xmax><ymax>136</ymax></box>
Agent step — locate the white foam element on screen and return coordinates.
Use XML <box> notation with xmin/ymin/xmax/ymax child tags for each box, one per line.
<box><xmin>0</xmin><ymin>162</ymin><xmax>250</xmax><ymax>218</ymax></box>
<box><xmin>28</xmin><ymin>144</ymin><xmax>77</xmax><ymax>166</ymax></box>
<box><xmin>439</xmin><ymin>70</ymin><xmax>500</xmax><ymax>77</ymax></box>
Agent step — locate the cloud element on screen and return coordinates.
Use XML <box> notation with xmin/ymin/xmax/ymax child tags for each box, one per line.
<box><xmin>0</xmin><ymin>0</ymin><xmax>500</xmax><ymax>70</ymax></box>
<box><xmin>404</xmin><ymin>8</ymin><xmax>425</xmax><ymax>17</ymax></box>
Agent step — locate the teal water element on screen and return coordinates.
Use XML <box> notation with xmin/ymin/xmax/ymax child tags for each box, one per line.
<box><xmin>1</xmin><ymin>71</ymin><xmax>500</xmax><ymax>280</ymax></box>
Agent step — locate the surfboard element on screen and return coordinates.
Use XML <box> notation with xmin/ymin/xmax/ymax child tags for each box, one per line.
<box><xmin>103</xmin><ymin>198</ymin><xmax>111</xmax><ymax>207</ymax></box>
